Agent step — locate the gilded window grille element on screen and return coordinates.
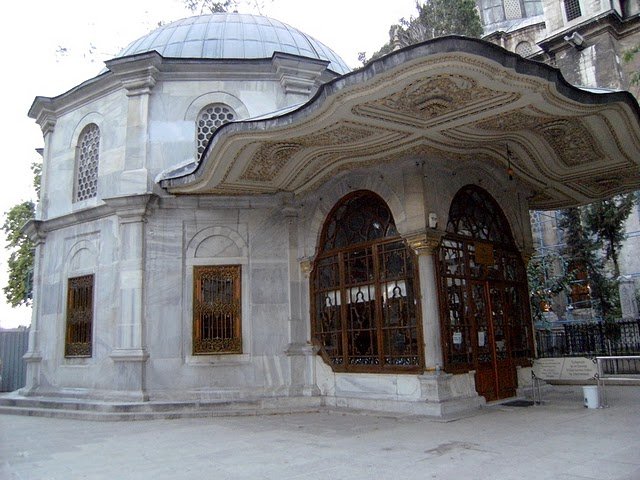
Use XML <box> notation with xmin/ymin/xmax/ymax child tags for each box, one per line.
<box><xmin>74</xmin><ymin>124</ymin><xmax>100</xmax><ymax>202</ymax></box>
<box><xmin>65</xmin><ymin>274</ymin><xmax>94</xmax><ymax>357</ymax></box>
<box><xmin>193</xmin><ymin>265</ymin><xmax>242</xmax><ymax>354</ymax></box>
<box><xmin>311</xmin><ymin>191</ymin><xmax>424</xmax><ymax>373</ymax></box>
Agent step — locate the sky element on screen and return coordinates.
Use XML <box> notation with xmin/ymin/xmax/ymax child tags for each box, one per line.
<box><xmin>0</xmin><ymin>0</ymin><xmax>418</xmax><ymax>328</ymax></box>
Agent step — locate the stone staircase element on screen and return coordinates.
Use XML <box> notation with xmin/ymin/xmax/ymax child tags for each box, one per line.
<box><xmin>0</xmin><ymin>393</ymin><xmax>323</xmax><ymax>421</ymax></box>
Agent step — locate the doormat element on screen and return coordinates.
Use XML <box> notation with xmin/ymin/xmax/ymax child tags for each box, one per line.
<box><xmin>502</xmin><ymin>400</ymin><xmax>535</xmax><ymax>407</ymax></box>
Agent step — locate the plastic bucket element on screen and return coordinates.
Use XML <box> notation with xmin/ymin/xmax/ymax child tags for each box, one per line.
<box><xmin>583</xmin><ymin>385</ymin><xmax>600</xmax><ymax>408</ymax></box>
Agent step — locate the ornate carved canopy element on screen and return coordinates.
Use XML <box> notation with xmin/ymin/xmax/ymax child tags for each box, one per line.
<box><xmin>160</xmin><ymin>36</ymin><xmax>640</xmax><ymax>209</ymax></box>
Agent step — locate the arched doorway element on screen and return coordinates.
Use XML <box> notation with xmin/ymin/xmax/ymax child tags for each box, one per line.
<box><xmin>436</xmin><ymin>186</ymin><xmax>533</xmax><ymax>401</ymax></box>
<box><xmin>310</xmin><ymin>190</ymin><xmax>424</xmax><ymax>372</ymax></box>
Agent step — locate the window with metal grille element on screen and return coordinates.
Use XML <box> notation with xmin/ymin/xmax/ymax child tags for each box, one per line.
<box><xmin>193</xmin><ymin>265</ymin><xmax>242</xmax><ymax>354</ymax></box>
<box><xmin>564</xmin><ymin>0</ymin><xmax>582</xmax><ymax>21</ymax></box>
<box><xmin>65</xmin><ymin>275</ymin><xmax>94</xmax><ymax>357</ymax></box>
<box><xmin>196</xmin><ymin>104</ymin><xmax>236</xmax><ymax>159</ymax></box>
<box><xmin>311</xmin><ymin>191</ymin><xmax>424</xmax><ymax>373</ymax></box>
<box><xmin>74</xmin><ymin>124</ymin><xmax>100</xmax><ymax>202</ymax></box>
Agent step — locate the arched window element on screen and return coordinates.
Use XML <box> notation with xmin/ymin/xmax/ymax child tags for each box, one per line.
<box><xmin>74</xmin><ymin>124</ymin><xmax>100</xmax><ymax>202</ymax></box>
<box><xmin>196</xmin><ymin>104</ymin><xmax>236</xmax><ymax>158</ymax></box>
<box><xmin>437</xmin><ymin>185</ymin><xmax>532</xmax><ymax>401</ymax></box>
<box><xmin>311</xmin><ymin>191</ymin><xmax>424</xmax><ymax>373</ymax></box>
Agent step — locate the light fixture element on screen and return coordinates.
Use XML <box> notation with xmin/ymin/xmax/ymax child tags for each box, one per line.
<box><xmin>506</xmin><ymin>144</ymin><xmax>514</xmax><ymax>181</ymax></box>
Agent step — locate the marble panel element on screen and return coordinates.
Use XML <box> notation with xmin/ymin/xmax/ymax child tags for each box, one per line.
<box><xmin>250</xmin><ymin>265</ymin><xmax>288</xmax><ymax>304</ymax></box>
<box><xmin>335</xmin><ymin>374</ymin><xmax>398</xmax><ymax>397</ymax></box>
<box><xmin>250</xmin><ymin>304</ymin><xmax>289</xmax><ymax>355</ymax></box>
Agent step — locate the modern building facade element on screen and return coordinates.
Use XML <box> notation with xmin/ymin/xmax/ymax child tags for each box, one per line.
<box><xmin>20</xmin><ymin>11</ymin><xmax>640</xmax><ymax>415</ymax></box>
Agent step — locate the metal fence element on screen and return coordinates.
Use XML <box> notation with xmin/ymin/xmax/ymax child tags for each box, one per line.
<box><xmin>536</xmin><ymin>320</ymin><xmax>640</xmax><ymax>375</ymax></box>
<box><xmin>0</xmin><ymin>328</ymin><xmax>29</xmax><ymax>392</ymax></box>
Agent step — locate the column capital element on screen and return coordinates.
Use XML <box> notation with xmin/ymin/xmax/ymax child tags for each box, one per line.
<box><xmin>299</xmin><ymin>258</ymin><xmax>313</xmax><ymax>278</ymax></box>
<box><xmin>403</xmin><ymin>229</ymin><xmax>445</xmax><ymax>256</ymax></box>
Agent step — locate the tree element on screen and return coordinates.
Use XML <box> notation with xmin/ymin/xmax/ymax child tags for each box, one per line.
<box><xmin>583</xmin><ymin>194</ymin><xmax>636</xmax><ymax>278</ymax></box>
<box><xmin>365</xmin><ymin>0</ymin><xmax>483</xmax><ymax>62</ymax></box>
<box><xmin>2</xmin><ymin>162</ymin><xmax>41</xmax><ymax>308</ymax></box>
<box><xmin>2</xmin><ymin>201</ymin><xmax>35</xmax><ymax>307</ymax></box>
<box><xmin>558</xmin><ymin>207</ymin><xmax>620</xmax><ymax>321</ymax></box>
<box><xmin>527</xmin><ymin>253</ymin><xmax>572</xmax><ymax>326</ymax></box>
<box><xmin>185</xmin><ymin>0</ymin><xmax>237</xmax><ymax>14</ymax></box>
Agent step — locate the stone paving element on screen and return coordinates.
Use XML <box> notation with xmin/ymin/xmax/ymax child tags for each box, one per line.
<box><xmin>1</xmin><ymin>385</ymin><xmax>639</xmax><ymax>480</ymax></box>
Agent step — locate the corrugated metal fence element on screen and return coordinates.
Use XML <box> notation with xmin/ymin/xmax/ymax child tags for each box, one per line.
<box><xmin>0</xmin><ymin>328</ymin><xmax>29</xmax><ymax>392</ymax></box>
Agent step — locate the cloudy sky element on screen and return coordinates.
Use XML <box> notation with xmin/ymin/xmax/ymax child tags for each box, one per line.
<box><xmin>0</xmin><ymin>0</ymin><xmax>418</xmax><ymax>328</ymax></box>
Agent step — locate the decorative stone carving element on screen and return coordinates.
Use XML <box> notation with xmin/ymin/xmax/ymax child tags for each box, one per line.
<box><xmin>300</xmin><ymin>259</ymin><xmax>313</xmax><ymax>278</ymax></box>
<box><xmin>240</xmin><ymin>123</ymin><xmax>376</xmax><ymax>182</ymax></box>
<box><xmin>475</xmin><ymin>109</ymin><xmax>604</xmax><ymax>168</ymax></box>
<box><xmin>354</xmin><ymin>75</ymin><xmax>502</xmax><ymax>124</ymax></box>
<box><xmin>404</xmin><ymin>230</ymin><xmax>445</xmax><ymax>256</ymax></box>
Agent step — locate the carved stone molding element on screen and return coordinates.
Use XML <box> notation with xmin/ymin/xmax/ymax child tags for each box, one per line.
<box><xmin>404</xmin><ymin>230</ymin><xmax>445</xmax><ymax>256</ymax></box>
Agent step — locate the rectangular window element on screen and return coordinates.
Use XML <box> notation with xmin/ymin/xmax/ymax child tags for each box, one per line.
<box><xmin>564</xmin><ymin>0</ymin><xmax>582</xmax><ymax>21</ymax></box>
<box><xmin>193</xmin><ymin>265</ymin><xmax>242</xmax><ymax>354</ymax></box>
<box><xmin>65</xmin><ymin>275</ymin><xmax>94</xmax><ymax>357</ymax></box>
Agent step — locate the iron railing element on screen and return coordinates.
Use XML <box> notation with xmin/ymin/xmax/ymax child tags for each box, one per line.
<box><xmin>536</xmin><ymin>320</ymin><xmax>640</xmax><ymax>358</ymax></box>
<box><xmin>536</xmin><ymin>320</ymin><xmax>640</xmax><ymax>375</ymax></box>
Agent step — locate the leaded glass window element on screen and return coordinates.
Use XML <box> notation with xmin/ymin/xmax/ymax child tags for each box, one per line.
<box><xmin>74</xmin><ymin>124</ymin><xmax>100</xmax><ymax>202</ymax></box>
<box><xmin>65</xmin><ymin>275</ymin><xmax>94</xmax><ymax>357</ymax></box>
<box><xmin>564</xmin><ymin>0</ymin><xmax>582</xmax><ymax>21</ymax></box>
<box><xmin>311</xmin><ymin>191</ymin><xmax>424</xmax><ymax>373</ymax></box>
<box><xmin>196</xmin><ymin>104</ymin><xmax>236</xmax><ymax>159</ymax></box>
<box><xmin>193</xmin><ymin>265</ymin><xmax>242</xmax><ymax>354</ymax></box>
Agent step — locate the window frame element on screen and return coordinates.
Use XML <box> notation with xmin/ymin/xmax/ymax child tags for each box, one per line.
<box><xmin>192</xmin><ymin>265</ymin><xmax>243</xmax><ymax>355</ymax></box>
<box><xmin>64</xmin><ymin>274</ymin><xmax>94</xmax><ymax>358</ymax></box>
<box><xmin>563</xmin><ymin>0</ymin><xmax>582</xmax><ymax>22</ymax></box>
<box><xmin>73</xmin><ymin>123</ymin><xmax>100</xmax><ymax>203</ymax></box>
<box><xmin>310</xmin><ymin>190</ymin><xmax>425</xmax><ymax>373</ymax></box>
<box><xmin>195</xmin><ymin>103</ymin><xmax>236</xmax><ymax>159</ymax></box>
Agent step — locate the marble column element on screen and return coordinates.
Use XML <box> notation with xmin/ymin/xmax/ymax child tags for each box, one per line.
<box><xmin>105</xmin><ymin>195</ymin><xmax>153</xmax><ymax>401</ymax></box>
<box><xmin>283</xmin><ymin>207</ymin><xmax>318</xmax><ymax>396</ymax></box>
<box><xmin>404</xmin><ymin>230</ymin><xmax>445</xmax><ymax>371</ymax></box>
<box><xmin>20</xmin><ymin>221</ymin><xmax>45</xmax><ymax>395</ymax></box>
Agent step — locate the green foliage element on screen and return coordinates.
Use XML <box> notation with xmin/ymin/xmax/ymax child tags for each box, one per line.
<box><xmin>527</xmin><ymin>253</ymin><xmax>572</xmax><ymax>326</ymax></box>
<box><xmin>365</xmin><ymin>0</ymin><xmax>483</xmax><ymax>62</ymax></box>
<box><xmin>583</xmin><ymin>194</ymin><xmax>636</xmax><ymax>277</ymax></box>
<box><xmin>623</xmin><ymin>44</ymin><xmax>640</xmax><ymax>85</ymax></box>
<box><xmin>558</xmin><ymin>206</ymin><xmax>621</xmax><ymax>322</ymax></box>
<box><xmin>2</xmin><ymin>201</ymin><xmax>35</xmax><ymax>307</ymax></box>
<box><xmin>184</xmin><ymin>0</ymin><xmax>237</xmax><ymax>14</ymax></box>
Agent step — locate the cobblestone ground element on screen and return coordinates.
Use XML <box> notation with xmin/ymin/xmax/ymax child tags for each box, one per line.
<box><xmin>1</xmin><ymin>386</ymin><xmax>639</xmax><ymax>480</ymax></box>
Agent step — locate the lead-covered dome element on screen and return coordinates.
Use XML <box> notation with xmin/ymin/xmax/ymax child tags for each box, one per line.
<box><xmin>116</xmin><ymin>13</ymin><xmax>351</xmax><ymax>75</ymax></box>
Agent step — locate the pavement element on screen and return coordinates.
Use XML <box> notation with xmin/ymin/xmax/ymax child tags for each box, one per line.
<box><xmin>1</xmin><ymin>385</ymin><xmax>639</xmax><ymax>480</ymax></box>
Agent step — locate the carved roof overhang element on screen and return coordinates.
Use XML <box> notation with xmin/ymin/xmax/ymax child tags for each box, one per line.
<box><xmin>159</xmin><ymin>36</ymin><xmax>640</xmax><ymax>209</ymax></box>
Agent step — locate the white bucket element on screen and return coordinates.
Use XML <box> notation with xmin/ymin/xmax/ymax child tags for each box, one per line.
<box><xmin>583</xmin><ymin>385</ymin><xmax>600</xmax><ymax>408</ymax></box>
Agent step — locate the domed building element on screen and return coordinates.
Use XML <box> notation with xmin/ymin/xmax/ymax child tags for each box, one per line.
<box><xmin>17</xmin><ymin>12</ymin><xmax>640</xmax><ymax>417</ymax></box>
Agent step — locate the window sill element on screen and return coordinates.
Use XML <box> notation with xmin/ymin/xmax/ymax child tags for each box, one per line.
<box><xmin>186</xmin><ymin>353</ymin><xmax>250</xmax><ymax>367</ymax></box>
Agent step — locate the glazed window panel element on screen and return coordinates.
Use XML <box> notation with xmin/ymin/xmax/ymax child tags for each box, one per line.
<box><xmin>74</xmin><ymin>124</ymin><xmax>100</xmax><ymax>202</ymax></box>
<box><xmin>193</xmin><ymin>265</ymin><xmax>242</xmax><ymax>354</ymax></box>
<box><xmin>311</xmin><ymin>191</ymin><xmax>424</xmax><ymax>372</ymax></box>
<box><xmin>65</xmin><ymin>275</ymin><xmax>94</xmax><ymax>357</ymax></box>
<box><xmin>196</xmin><ymin>104</ymin><xmax>236</xmax><ymax>159</ymax></box>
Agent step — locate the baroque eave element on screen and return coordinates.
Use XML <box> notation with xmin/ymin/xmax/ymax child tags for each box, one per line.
<box><xmin>160</xmin><ymin>36</ymin><xmax>640</xmax><ymax>210</ymax></box>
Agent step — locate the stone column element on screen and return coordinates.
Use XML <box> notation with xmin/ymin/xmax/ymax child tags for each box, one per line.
<box><xmin>20</xmin><ymin>221</ymin><xmax>45</xmax><ymax>395</ymax></box>
<box><xmin>105</xmin><ymin>195</ymin><xmax>153</xmax><ymax>401</ymax></box>
<box><xmin>405</xmin><ymin>230</ymin><xmax>445</xmax><ymax>371</ymax></box>
<box><xmin>283</xmin><ymin>206</ymin><xmax>318</xmax><ymax>396</ymax></box>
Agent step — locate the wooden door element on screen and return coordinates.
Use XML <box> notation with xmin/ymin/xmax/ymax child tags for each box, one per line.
<box><xmin>472</xmin><ymin>282</ymin><xmax>517</xmax><ymax>401</ymax></box>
